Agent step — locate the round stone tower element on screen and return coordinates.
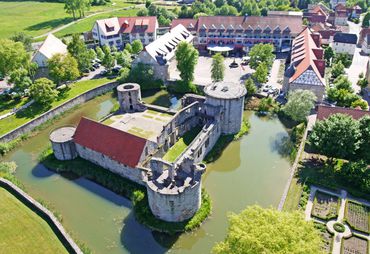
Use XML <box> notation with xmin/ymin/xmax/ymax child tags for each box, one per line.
<box><xmin>204</xmin><ymin>81</ymin><xmax>247</xmax><ymax>134</ymax></box>
<box><xmin>49</xmin><ymin>126</ymin><xmax>77</xmax><ymax>160</ymax></box>
<box><xmin>117</xmin><ymin>83</ymin><xmax>142</xmax><ymax>113</ymax></box>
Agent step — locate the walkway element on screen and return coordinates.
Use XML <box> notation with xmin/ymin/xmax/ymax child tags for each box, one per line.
<box><xmin>0</xmin><ymin>100</ymin><xmax>34</xmax><ymax>120</ymax></box>
<box><xmin>305</xmin><ymin>185</ymin><xmax>370</xmax><ymax>254</ymax></box>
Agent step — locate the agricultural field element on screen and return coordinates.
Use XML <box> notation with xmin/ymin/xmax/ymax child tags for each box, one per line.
<box><xmin>0</xmin><ymin>0</ymin><xmax>135</xmax><ymax>39</ymax></box>
<box><xmin>342</xmin><ymin>236</ymin><xmax>369</xmax><ymax>254</ymax></box>
<box><xmin>0</xmin><ymin>188</ymin><xmax>68</xmax><ymax>254</ymax></box>
<box><xmin>345</xmin><ymin>200</ymin><xmax>370</xmax><ymax>233</ymax></box>
<box><xmin>311</xmin><ymin>191</ymin><xmax>339</xmax><ymax>220</ymax></box>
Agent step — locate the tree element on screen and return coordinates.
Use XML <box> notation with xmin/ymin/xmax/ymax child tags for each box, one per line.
<box><xmin>128</xmin><ymin>63</ymin><xmax>161</xmax><ymax>89</ymax></box>
<box><xmin>357</xmin><ymin>77</ymin><xmax>368</xmax><ymax>89</ymax></box>
<box><xmin>362</xmin><ymin>12</ymin><xmax>370</xmax><ymax>27</ymax></box>
<box><xmin>333</xmin><ymin>53</ymin><xmax>352</xmax><ymax>68</ymax></box>
<box><xmin>248</xmin><ymin>43</ymin><xmax>274</xmax><ymax>69</ymax></box>
<box><xmin>324</xmin><ymin>46</ymin><xmax>335</xmax><ymax>65</ymax></box>
<box><xmin>213</xmin><ymin>205</ymin><xmax>323</xmax><ymax>254</ymax></box>
<box><xmin>124</xmin><ymin>43</ymin><xmax>133</xmax><ymax>54</ymax></box>
<box><xmin>309</xmin><ymin>114</ymin><xmax>361</xmax><ymax>159</ymax></box>
<box><xmin>358</xmin><ymin>115</ymin><xmax>370</xmax><ymax>161</ymax></box>
<box><xmin>67</xmin><ymin>34</ymin><xmax>93</xmax><ymax>71</ymax></box>
<box><xmin>64</xmin><ymin>0</ymin><xmax>78</xmax><ymax>19</ymax></box>
<box><xmin>131</xmin><ymin>40</ymin><xmax>144</xmax><ymax>55</ymax></box>
<box><xmin>331</xmin><ymin>61</ymin><xmax>345</xmax><ymax>79</ymax></box>
<box><xmin>10</xmin><ymin>32</ymin><xmax>33</xmax><ymax>52</ymax></box>
<box><xmin>29</xmin><ymin>78</ymin><xmax>58</xmax><ymax>105</ymax></box>
<box><xmin>351</xmin><ymin>99</ymin><xmax>369</xmax><ymax>110</ymax></box>
<box><xmin>65</xmin><ymin>0</ymin><xmax>90</xmax><ymax>19</ymax></box>
<box><xmin>244</xmin><ymin>78</ymin><xmax>257</xmax><ymax>96</ymax></box>
<box><xmin>211</xmin><ymin>53</ymin><xmax>225</xmax><ymax>82</ymax></box>
<box><xmin>252</xmin><ymin>62</ymin><xmax>268</xmax><ymax>84</ymax></box>
<box><xmin>0</xmin><ymin>39</ymin><xmax>29</xmax><ymax>76</ymax></box>
<box><xmin>118</xmin><ymin>67</ymin><xmax>130</xmax><ymax>83</ymax></box>
<box><xmin>102</xmin><ymin>52</ymin><xmax>115</xmax><ymax>71</ymax></box>
<box><xmin>96</xmin><ymin>46</ymin><xmax>105</xmax><ymax>61</ymax></box>
<box><xmin>116</xmin><ymin>49</ymin><xmax>132</xmax><ymax>68</ymax></box>
<box><xmin>283</xmin><ymin>90</ymin><xmax>316</xmax><ymax>122</ymax></box>
<box><xmin>9</xmin><ymin>68</ymin><xmax>32</xmax><ymax>92</ymax></box>
<box><xmin>175</xmin><ymin>41</ymin><xmax>199</xmax><ymax>83</ymax></box>
<box><xmin>48</xmin><ymin>53</ymin><xmax>80</xmax><ymax>85</ymax></box>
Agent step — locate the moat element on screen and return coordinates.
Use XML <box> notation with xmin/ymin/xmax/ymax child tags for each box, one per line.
<box><xmin>2</xmin><ymin>90</ymin><xmax>291</xmax><ymax>254</ymax></box>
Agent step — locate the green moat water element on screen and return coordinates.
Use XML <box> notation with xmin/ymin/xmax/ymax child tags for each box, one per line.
<box><xmin>2</xmin><ymin>90</ymin><xmax>291</xmax><ymax>254</ymax></box>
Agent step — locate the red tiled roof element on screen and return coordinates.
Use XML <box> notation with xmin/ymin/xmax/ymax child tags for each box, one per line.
<box><xmin>118</xmin><ymin>16</ymin><xmax>157</xmax><ymax>34</ymax></box>
<box><xmin>171</xmin><ymin>15</ymin><xmax>303</xmax><ymax>34</ymax></box>
<box><xmin>317</xmin><ymin>105</ymin><xmax>370</xmax><ymax>121</ymax></box>
<box><xmin>289</xmin><ymin>27</ymin><xmax>325</xmax><ymax>85</ymax></box>
<box><xmin>74</xmin><ymin>117</ymin><xmax>147</xmax><ymax>168</ymax></box>
<box><xmin>171</xmin><ymin>19</ymin><xmax>197</xmax><ymax>31</ymax></box>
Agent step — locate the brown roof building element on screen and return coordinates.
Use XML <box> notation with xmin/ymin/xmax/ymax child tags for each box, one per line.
<box><xmin>170</xmin><ymin>15</ymin><xmax>303</xmax><ymax>52</ymax></box>
<box><xmin>317</xmin><ymin>105</ymin><xmax>370</xmax><ymax>121</ymax></box>
<box><xmin>283</xmin><ymin>27</ymin><xmax>326</xmax><ymax>101</ymax></box>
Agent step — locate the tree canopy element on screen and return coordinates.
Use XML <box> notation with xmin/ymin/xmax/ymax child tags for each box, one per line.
<box><xmin>0</xmin><ymin>39</ymin><xmax>29</xmax><ymax>76</ymax></box>
<box><xmin>331</xmin><ymin>61</ymin><xmax>345</xmax><ymax>79</ymax></box>
<box><xmin>48</xmin><ymin>53</ymin><xmax>80</xmax><ymax>84</ymax></box>
<box><xmin>309</xmin><ymin>114</ymin><xmax>361</xmax><ymax>159</ymax></box>
<box><xmin>211</xmin><ymin>53</ymin><xmax>225</xmax><ymax>82</ymax></box>
<box><xmin>175</xmin><ymin>41</ymin><xmax>199</xmax><ymax>83</ymax></box>
<box><xmin>283</xmin><ymin>90</ymin><xmax>317</xmax><ymax>122</ymax></box>
<box><xmin>213</xmin><ymin>205</ymin><xmax>323</xmax><ymax>254</ymax></box>
<box><xmin>248</xmin><ymin>43</ymin><xmax>274</xmax><ymax>70</ymax></box>
<box><xmin>10</xmin><ymin>32</ymin><xmax>33</xmax><ymax>52</ymax></box>
<box><xmin>131</xmin><ymin>39</ymin><xmax>144</xmax><ymax>55</ymax></box>
<box><xmin>29</xmin><ymin>78</ymin><xmax>58</xmax><ymax>105</ymax></box>
<box><xmin>252</xmin><ymin>62</ymin><xmax>268</xmax><ymax>83</ymax></box>
<box><xmin>67</xmin><ymin>34</ymin><xmax>94</xmax><ymax>71</ymax></box>
<box><xmin>244</xmin><ymin>78</ymin><xmax>257</xmax><ymax>96</ymax></box>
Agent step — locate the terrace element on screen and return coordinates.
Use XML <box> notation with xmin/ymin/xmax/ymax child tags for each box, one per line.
<box><xmin>102</xmin><ymin>109</ymin><xmax>173</xmax><ymax>142</ymax></box>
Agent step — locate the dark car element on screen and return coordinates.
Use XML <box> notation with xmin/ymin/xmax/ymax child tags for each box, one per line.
<box><xmin>93</xmin><ymin>63</ymin><xmax>100</xmax><ymax>68</ymax></box>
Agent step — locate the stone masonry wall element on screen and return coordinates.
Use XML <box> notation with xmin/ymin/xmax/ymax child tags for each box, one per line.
<box><xmin>0</xmin><ymin>81</ymin><xmax>119</xmax><ymax>143</ymax></box>
<box><xmin>75</xmin><ymin>144</ymin><xmax>145</xmax><ymax>185</ymax></box>
<box><xmin>146</xmin><ymin>180</ymin><xmax>202</xmax><ymax>222</ymax></box>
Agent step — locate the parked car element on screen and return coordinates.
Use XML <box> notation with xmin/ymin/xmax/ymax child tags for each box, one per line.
<box><xmin>93</xmin><ymin>63</ymin><xmax>100</xmax><ymax>68</ymax></box>
<box><xmin>100</xmin><ymin>69</ymin><xmax>108</xmax><ymax>76</ymax></box>
<box><xmin>112</xmin><ymin>65</ymin><xmax>122</xmax><ymax>73</ymax></box>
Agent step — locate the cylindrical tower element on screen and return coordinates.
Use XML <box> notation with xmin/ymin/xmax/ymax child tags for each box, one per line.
<box><xmin>49</xmin><ymin>127</ymin><xmax>77</xmax><ymax>160</ymax></box>
<box><xmin>204</xmin><ymin>82</ymin><xmax>247</xmax><ymax>134</ymax></box>
<box><xmin>117</xmin><ymin>83</ymin><xmax>142</xmax><ymax>112</ymax></box>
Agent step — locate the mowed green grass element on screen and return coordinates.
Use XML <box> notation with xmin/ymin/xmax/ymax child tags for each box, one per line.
<box><xmin>54</xmin><ymin>8</ymin><xmax>140</xmax><ymax>38</ymax></box>
<box><xmin>0</xmin><ymin>1</ymin><xmax>72</xmax><ymax>38</ymax></box>
<box><xmin>163</xmin><ymin>126</ymin><xmax>202</xmax><ymax>162</ymax></box>
<box><xmin>0</xmin><ymin>188</ymin><xmax>68</xmax><ymax>254</ymax></box>
<box><xmin>0</xmin><ymin>77</ymin><xmax>114</xmax><ymax>136</ymax></box>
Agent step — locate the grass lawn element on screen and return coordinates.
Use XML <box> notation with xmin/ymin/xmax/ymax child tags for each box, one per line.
<box><xmin>163</xmin><ymin>126</ymin><xmax>202</xmax><ymax>162</ymax></box>
<box><xmin>282</xmin><ymin>177</ymin><xmax>303</xmax><ymax>212</ymax></box>
<box><xmin>54</xmin><ymin>8</ymin><xmax>139</xmax><ymax>38</ymax></box>
<box><xmin>0</xmin><ymin>97</ymin><xmax>31</xmax><ymax>116</ymax></box>
<box><xmin>0</xmin><ymin>187</ymin><xmax>68</xmax><ymax>254</ymax></box>
<box><xmin>0</xmin><ymin>77</ymin><xmax>114</xmax><ymax>136</ymax></box>
<box><xmin>0</xmin><ymin>1</ymin><xmax>135</xmax><ymax>39</ymax></box>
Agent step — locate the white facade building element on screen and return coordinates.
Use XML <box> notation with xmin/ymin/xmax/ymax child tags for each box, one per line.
<box><xmin>332</xmin><ymin>32</ymin><xmax>357</xmax><ymax>55</ymax></box>
<box><xmin>32</xmin><ymin>34</ymin><xmax>67</xmax><ymax>68</ymax></box>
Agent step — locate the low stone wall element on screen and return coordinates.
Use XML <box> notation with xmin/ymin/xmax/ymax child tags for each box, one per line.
<box><xmin>0</xmin><ymin>81</ymin><xmax>119</xmax><ymax>143</ymax></box>
<box><xmin>0</xmin><ymin>178</ymin><xmax>82</xmax><ymax>254</ymax></box>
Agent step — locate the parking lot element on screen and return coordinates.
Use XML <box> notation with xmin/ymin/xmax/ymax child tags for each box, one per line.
<box><xmin>170</xmin><ymin>56</ymin><xmax>254</xmax><ymax>86</ymax></box>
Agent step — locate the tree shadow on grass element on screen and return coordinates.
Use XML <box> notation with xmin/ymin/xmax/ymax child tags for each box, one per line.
<box><xmin>15</xmin><ymin>102</ymin><xmax>50</xmax><ymax>119</ymax></box>
<box><xmin>25</xmin><ymin>17</ymin><xmax>74</xmax><ymax>32</ymax></box>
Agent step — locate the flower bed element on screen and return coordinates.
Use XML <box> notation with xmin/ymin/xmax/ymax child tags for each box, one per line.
<box><xmin>311</xmin><ymin>191</ymin><xmax>339</xmax><ymax>220</ymax></box>
<box><xmin>342</xmin><ymin>236</ymin><xmax>368</xmax><ymax>254</ymax></box>
<box><xmin>345</xmin><ymin>200</ymin><xmax>370</xmax><ymax>234</ymax></box>
<box><xmin>333</xmin><ymin>222</ymin><xmax>345</xmax><ymax>233</ymax></box>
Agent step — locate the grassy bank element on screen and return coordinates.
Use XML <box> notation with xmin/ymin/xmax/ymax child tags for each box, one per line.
<box><xmin>163</xmin><ymin>126</ymin><xmax>202</xmax><ymax>162</ymax></box>
<box><xmin>0</xmin><ymin>187</ymin><xmax>68</xmax><ymax>254</ymax></box>
<box><xmin>204</xmin><ymin>118</ymin><xmax>250</xmax><ymax>163</ymax></box>
<box><xmin>40</xmin><ymin>148</ymin><xmax>211</xmax><ymax>234</ymax></box>
<box><xmin>0</xmin><ymin>77</ymin><xmax>115</xmax><ymax>136</ymax></box>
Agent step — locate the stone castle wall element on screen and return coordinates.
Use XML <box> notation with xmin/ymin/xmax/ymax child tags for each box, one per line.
<box><xmin>146</xmin><ymin>180</ymin><xmax>202</xmax><ymax>222</ymax></box>
<box><xmin>75</xmin><ymin>144</ymin><xmax>146</xmax><ymax>185</ymax></box>
<box><xmin>0</xmin><ymin>81</ymin><xmax>119</xmax><ymax>143</ymax></box>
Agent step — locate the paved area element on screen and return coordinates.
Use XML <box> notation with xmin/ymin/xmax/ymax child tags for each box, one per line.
<box><xmin>102</xmin><ymin>109</ymin><xmax>172</xmax><ymax>141</ymax></box>
<box><xmin>170</xmin><ymin>56</ymin><xmax>253</xmax><ymax>86</ymax></box>
<box><xmin>305</xmin><ymin>185</ymin><xmax>370</xmax><ymax>254</ymax></box>
<box><xmin>346</xmin><ymin>47</ymin><xmax>368</xmax><ymax>93</ymax></box>
<box><xmin>268</xmin><ymin>59</ymin><xmax>283</xmax><ymax>90</ymax></box>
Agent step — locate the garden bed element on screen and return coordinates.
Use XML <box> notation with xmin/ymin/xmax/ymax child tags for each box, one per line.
<box><xmin>341</xmin><ymin>236</ymin><xmax>368</xmax><ymax>254</ymax></box>
<box><xmin>345</xmin><ymin>200</ymin><xmax>370</xmax><ymax>234</ymax></box>
<box><xmin>314</xmin><ymin>222</ymin><xmax>333</xmax><ymax>254</ymax></box>
<box><xmin>311</xmin><ymin>191</ymin><xmax>339</xmax><ymax>220</ymax></box>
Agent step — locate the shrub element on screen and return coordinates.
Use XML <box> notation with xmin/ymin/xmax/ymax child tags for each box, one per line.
<box><xmin>167</xmin><ymin>81</ymin><xmax>198</xmax><ymax>94</ymax></box>
<box><xmin>333</xmin><ymin>222</ymin><xmax>345</xmax><ymax>233</ymax></box>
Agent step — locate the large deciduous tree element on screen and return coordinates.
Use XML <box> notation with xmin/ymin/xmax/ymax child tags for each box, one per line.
<box><xmin>324</xmin><ymin>46</ymin><xmax>335</xmax><ymax>66</ymax></box>
<box><xmin>10</xmin><ymin>32</ymin><xmax>33</xmax><ymax>52</ymax></box>
<box><xmin>131</xmin><ymin>40</ymin><xmax>144</xmax><ymax>55</ymax></box>
<box><xmin>29</xmin><ymin>78</ymin><xmax>58</xmax><ymax>105</ymax></box>
<box><xmin>213</xmin><ymin>205</ymin><xmax>323</xmax><ymax>254</ymax></box>
<box><xmin>175</xmin><ymin>41</ymin><xmax>199</xmax><ymax>84</ymax></box>
<box><xmin>67</xmin><ymin>34</ymin><xmax>94</xmax><ymax>72</ymax></box>
<box><xmin>0</xmin><ymin>39</ymin><xmax>29</xmax><ymax>76</ymax></box>
<box><xmin>248</xmin><ymin>43</ymin><xmax>274</xmax><ymax>69</ymax></box>
<box><xmin>244</xmin><ymin>77</ymin><xmax>257</xmax><ymax>96</ymax></box>
<box><xmin>309</xmin><ymin>114</ymin><xmax>361</xmax><ymax>159</ymax></box>
<box><xmin>64</xmin><ymin>0</ymin><xmax>90</xmax><ymax>19</ymax></box>
<box><xmin>9</xmin><ymin>68</ymin><xmax>32</xmax><ymax>92</ymax></box>
<box><xmin>48</xmin><ymin>53</ymin><xmax>80</xmax><ymax>85</ymax></box>
<box><xmin>252</xmin><ymin>62</ymin><xmax>268</xmax><ymax>84</ymax></box>
<box><xmin>283</xmin><ymin>90</ymin><xmax>317</xmax><ymax>122</ymax></box>
<box><xmin>116</xmin><ymin>49</ymin><xmax>132</xmax><ymax>68</ymax></box>
<box><xmin>358</xmin><ymin>115</ymin><xmax>370</xmax><ymax>160</ymax></box>
<box><xmin>331</xmin><ymin>61</ymin><xmax>345</xmax><ymax>79</ymax></box>
<box><xmin>211</xmin><ymin>53</ymin><xmax>225</xmax><ymax>82</ymax></box>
